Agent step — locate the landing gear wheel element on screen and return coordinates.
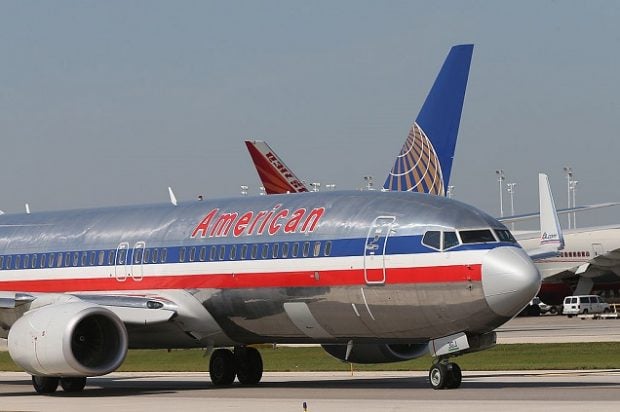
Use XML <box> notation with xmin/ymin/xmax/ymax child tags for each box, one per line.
<box><xmin>445</xmin><ymin>362</ymin><xmax>462</xmax><ymax>389</ymax></box>
<box><xmin>209</xmin><ymin>348</ymin><xmax>236</xmax><ymax>386</ymax></box>
<box><xmin>235</xmin><ymin>347</ymin><xmax>263</xmax><ymax>385</ymax></box>
<box><xmin>32</xmin><ymin>376</ymin><xmax>59</xmax><ymax>394</ymax></box>
<box><xmin>429</xmin><ymin>363</ymin><xmax>448</xmax><ymax>390</ymax></box>
<box><xmin>60</xmin><ymin>377</ymin><xmax>87</xmax><ymax>392</ymax></box>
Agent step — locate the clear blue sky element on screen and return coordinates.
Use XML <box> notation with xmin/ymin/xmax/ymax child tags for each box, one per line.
<box><xmin>1</xmin><ymin>1</ymin><xmax>619</xmax><ymax>228</ymax></box>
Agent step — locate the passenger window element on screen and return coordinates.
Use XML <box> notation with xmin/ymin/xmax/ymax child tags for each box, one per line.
<box><xmin>230</xmin><ymin>245</ymin><xmax>237</xmax><ymax>260</ymax></box>
<box><xmin>459</xmin><ymin>229</ymin><xmax>496</xmax><ymax>244</ymax></box>
<box><xmin>240</xmin><ymin>244</ymin><xmax>248</xmax><ymax>260</ymax></box>
<box><xmin>31</xmin><ymin>254</ymin><xmax>37</xmax><ymax>269</ymax></box>
<box><xmin>313</xmin><ymin>242</ymin><xmax>321</xmax><ymax>257</ymax></box>
<box><xmin>324</xmin><ymin>241</ymin><xmax>332</xmax><ymax>256</ymax></box>
<box><xmin>282</xmin><ymin>243</ymin><xmax>289</xmax><ymax>258</ymax></box>
<box><xmin>443</xmin><ymin>232</ymin><xmax>459</xmax><ymax>249</ymax></box>
<box><xmin>5</xmin><ymin>255</ymin><xmax>11</xmax><ymax>270</ymax></box>
<box><xmin>251</xmin><ymin>244</ymin><xmax>258</xmax><ymax>259</ymax></box>
<box><xmin>209</xmin><ymin>246</ymin><xmax>216</xmax><ymax>261</ymax></box>
<box><xmin>134</xmin><ymin>249</ymin><xmax>143</xmax><ymax>264</ymax></box>
<box><xmin>292</xmin><ymin>242</ymin><xmax>299</xmax><ymax>257</ymax></box>
<box><xmin>89</xmin><ymin>251</ymin><xmax>95</xmax><ymax>266</ymax></box>
<box><xmin>261</xmin><ymin>244</ymin><xmax>269</xmax><ymax>259</ymax></box>
<box><xmin>302</xmin><ymin>242</ymin><xmax>310</xmax><ymax>257</ymax></box>
<box><xmin>179</xmin><ymin>247</ymin><xmax>186</xmax><ymax>263</ymax></box>
<box><xmin>98</xmin><ymin>251</ymin><xmax>105</xmax><ymax>266</ymax></box>
<box><xmin>40</xmin><ymin>254</ymin><xmax>46</xmax><ymax>268</ymax></box>
<box><xmin>0</xmin><ymin>256</ymin><xmax>4</xmax><ymax>270</ymax></box>
<box><xmin>108</xmin><ymin>251</ymin><xmax>115</xmax><ymax>265</ymax></box>
<box><xmin>422</xmin><ymin>231</ymin><xmax>441</xmax><ymax>250</ymax></box>
<box><xmin>272</xmin><ymin>243</ymin><xmax>279</xmax><ymax>258</ymax></box>
<box><xmin>160</xmin><ymin>248</ymin><xmax>167</xmax><ymax>263</ymax></box>
<box><xmin>143</xmin><ymin>249</ymin><xmax>150</xmax><ymax>263</ymax></box>
<box><xmin>219</xmin><ymin>245</ymin><xmax>225</xmax><ymax>260</ymax></box>
<box><xmin>189</xmin><ymin>247</ymin><xmax>196</xmax><ymax>262</ymax></box>
<box><xmin>151</xmin><ymin>248</ymin><xmax>159</xmax><ymax>263</ymax></box>
<box><xmin>199</xmin><ymin>246</ymin><xmax>207</xmax><ymax>262</ymax></box>
<box><xmin>23</xmin><ymin>255</ymin><xmax>29</xmax><ymax>269</ymax></box>
<box><xmin>55</xmin><ymin>253</ymin><xmax>62</xmax><ymax>267</ymax></box>
<box><xmin>117</xmin><ymin>249</ymin><xmax>126</xmax><ymax>265</ymax></box>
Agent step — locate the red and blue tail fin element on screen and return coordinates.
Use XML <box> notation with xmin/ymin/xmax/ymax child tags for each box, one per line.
<box><xmin>383</xmin><ymin>44</ymin><xmax>473</xmax><ymax>194</ymax></box>
<box><xmin>245</xmin><ymin>140</ymin><xmax>309</xmax><ymax>194</ymax></box>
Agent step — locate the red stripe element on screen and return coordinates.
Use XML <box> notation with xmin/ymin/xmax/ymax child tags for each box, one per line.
<box><xmin>0</xmin><ymin>265</ymin><xmax>481</xmax><ymax>293</ymax></box>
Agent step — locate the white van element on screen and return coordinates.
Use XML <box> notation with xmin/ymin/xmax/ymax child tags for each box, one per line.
<box><xmin>562</xmin><ymin>295</ymin><xmax>611</xmax><ymax>317</ymax></box>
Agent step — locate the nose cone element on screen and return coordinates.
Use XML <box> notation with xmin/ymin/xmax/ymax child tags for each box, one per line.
<box><xmin>482</xmin><ymin>246</ymin><xmax>541</xmax><ymax>317</ymax></box>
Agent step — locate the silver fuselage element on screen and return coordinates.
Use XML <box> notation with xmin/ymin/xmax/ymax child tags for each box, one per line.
<box><xmin>0</xmin><ymin>191</ymin><xmax>539</xmax><ymax>348</ymax></box>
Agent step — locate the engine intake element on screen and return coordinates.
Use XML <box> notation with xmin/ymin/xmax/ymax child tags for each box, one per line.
<box><xmin>322</xmin><ymin>343</ymin><xmax>428</xmax><ymax>364</ymax></box>
<box><xmin>8</xmin><ymin>302</ymin><xmax>128</xmax><ymax>376</ymax></box>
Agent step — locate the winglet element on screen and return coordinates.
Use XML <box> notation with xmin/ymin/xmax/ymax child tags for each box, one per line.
<box><xmin>168</xmin><ymin>187</ymin><xmax>178</xmax><ymax>206</ymax></box>
<box><xmin>383</xmin><ymin>44</ymin><xmax>474</xmax><ymax>194</ymax></box>
<box><xmin>245</xmin><ymin>140</ymin><xmax>309</xmax><ymax>194</ymax></box>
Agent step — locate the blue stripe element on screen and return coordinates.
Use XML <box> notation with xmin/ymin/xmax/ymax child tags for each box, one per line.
<box><xmin>0</xmin><ymin>235</ymin><xmax>513</xmax><ymax>271</ymax></box>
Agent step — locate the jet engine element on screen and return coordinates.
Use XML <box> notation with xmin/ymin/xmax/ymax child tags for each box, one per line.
<box><xmin>8</xmin><ymin>301</ymin><xmax>128</xmax><ymax>376</ymax></box>
<box><xmin>322</xmin><ymin>343</ymin><xmax>428</xmax><ymax>364</ymax></box>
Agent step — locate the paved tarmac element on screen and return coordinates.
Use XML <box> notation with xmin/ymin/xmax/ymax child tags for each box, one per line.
<box><xmin>495</xmin><ymin>314</ymin><xmax>620</xmax><ymax>343</ymax></box>
<box><xmin>1</xmin><ymin>370</ymin><xmax>620</xmax><ymax>411</ymax></box>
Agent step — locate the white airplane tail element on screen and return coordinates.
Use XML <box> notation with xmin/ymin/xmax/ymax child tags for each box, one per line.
<box><xmin>527</xmin><ymin>173</ymin><xmax>564</xmax><ymax>260</ymax></box>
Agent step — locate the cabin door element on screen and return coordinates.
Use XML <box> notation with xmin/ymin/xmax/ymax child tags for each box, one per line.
<box><xmin>364</xmin><ymin>216</ymin><xmax>396</xmax><ymax>285</ymax></box>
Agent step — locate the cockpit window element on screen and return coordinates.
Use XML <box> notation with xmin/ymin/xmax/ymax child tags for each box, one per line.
<box><xmin>443</xmin><ymin>231</ymin><xmax>459</xmax><ymax>249</ymax></box>
<box><xmin>422</xmin><ymin>231</ymin><xmax>441</xmax><ymax>250</ymax></box>
<box><xmin>495</xmin><ymin>229</ymin><xmax>517</xmax><ymax>243</ymax></box>
<box><xmin>459</xmin><ymin>229</ymin><xmax>496</xmax><ymax>244</ymax></box>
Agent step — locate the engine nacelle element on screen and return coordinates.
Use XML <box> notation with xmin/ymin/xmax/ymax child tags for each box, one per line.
<box><xmin>322</xmin><ymin>343</ymin><xmax>428</xmax><ymax>364</ymax></box>
<box><xmin>8</xmin><ymin>302</ymin><xmax>128</xmax><ymax>376</ymax></box>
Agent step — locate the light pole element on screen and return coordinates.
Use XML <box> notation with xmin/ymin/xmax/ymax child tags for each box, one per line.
<box><xmin>564</xmin><ymin>167</ymin><xmax>573</xmax><ymax>229</ymax></box>
<box><xmin>570</xmin><ymin>180</ymin><xmax>578</xmax><ymax>229</ymax></box>
<box><xmin>363</xmin><ymin>176</ymin><xmax>374</xmax><ymax>191</ymax></box>
<box><xmin>506</xmin><ymin>182</ymin><xmax>516</xmax><ymax>230</ymax></box>
<box><xmin>496</xmin><ymin>170</ymin><xmax>505</xmax><ymax>217</ymax></box>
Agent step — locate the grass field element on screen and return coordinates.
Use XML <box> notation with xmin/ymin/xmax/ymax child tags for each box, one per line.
<box><xmin>2</xmin><ymin>342</ymin><xmax>620</xmax><ymax>372</ymax></box>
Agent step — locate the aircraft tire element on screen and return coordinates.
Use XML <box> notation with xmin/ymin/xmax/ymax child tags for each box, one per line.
<box><xmin>32</xmin><ymin>376</ymin><xmax>59</xmax><ymax>394</ymax></box>
<box><xmin>445</xmin><ymin>363</ymin><xmax>462</xmax><ymax>389</ymax></box>
<box><xmin>235</xmin><ymin>347</ymin><xmax>263</xmax><ymax>385</ymax></box>
<box><xmin>209</xmin><ymin>349</ymin><xmax>236</xmax><ymax>386</ymax></box>
<box><xmin>429</xmin><ymin>363</ymin><xmax>448</xmax><ymax>390</ymax></box>
<box><xmin>60</xmin><ymin>377</ymin><xmax>87</xmax><ymax>392</ymax></box>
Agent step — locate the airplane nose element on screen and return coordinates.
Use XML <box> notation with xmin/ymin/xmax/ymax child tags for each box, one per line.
<box><xmin>481</xmin><ymin>246</ymin><xmax>541</xmax><ymax>317</ymax></box>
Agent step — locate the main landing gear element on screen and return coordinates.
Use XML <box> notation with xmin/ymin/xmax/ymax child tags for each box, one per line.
<box><xmin>31</xmin><ymin>376</ymin><xmax>87</xmax><ymax>394</ymax></box>
<box><xmin>428</xmin><ymin>361</ymin><xmax>462</xmax><ymax>390</ymax></box>
<box><xmin>209</xmin><ymin>346</ymin><xmax>263</xmax><ymax>386</ymax></box>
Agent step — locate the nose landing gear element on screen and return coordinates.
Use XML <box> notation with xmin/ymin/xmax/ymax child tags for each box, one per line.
<box><xmin>429</xmin><ymin>361</ymin><xmax>462</xmax><ymax>390</ymax></box>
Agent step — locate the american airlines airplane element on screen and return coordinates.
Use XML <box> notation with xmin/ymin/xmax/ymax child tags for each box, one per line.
<box><xmin>0</xmin><ymin>190</ymin><xmax>541</xmax><ymax>393</ymax></box>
